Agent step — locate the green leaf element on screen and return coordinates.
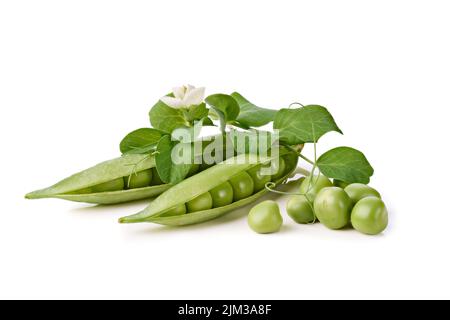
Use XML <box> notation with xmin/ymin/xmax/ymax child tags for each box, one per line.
<box><xmin>149</xmin><ymin>96</ymin><xmax>186</xmax><ymax>133</ymax></box>
<box><xmin>120</xmin><ymin>128</ymin><xmax>165</xmax><ymax>154</ymax></box>
<box><xmin>171</xmin><ymin>118</ymin><xmax>204</xmax><ymax>143</ymax></box>
<box><xmin>186</xmin><ymin>103</ymin><xmax>208</xmax><ymax>122</ymax></box>
<box><xmin>228</xmin><ymin>120</ymin><xmax>250</xmax><ymax>130</ymax></box>
<box><xmin>155</xmin><ymin>135</ymin><xmax>192</xmax><ymax>184</ymax></box>
<box><xmin>121</xmin><ymin>144</ymin><xmax>158</xmax><ymax>155</ymax></box>
<box><xmin>273</xmin><ymin>105</ymin><xmax>342</xmax><ymax>144</ymax></box>
<box><xmin>229</xmin><ymin>128</ymin><xmax>274</xmax><ymax>155</ymax></box>
<box><xmin>202</xmin><ymin>117</ymin><xmax>215</xmax><ymax>126</ymax></box>
<box><xmin>205</xmin><ymin>94</ymin><xmax>240</xmax><ymax>132</ymax></box>
<box><xmin>317</xmin><ymin>147</ymin><xmax>374</xmax><ymax>184</ymax></box>
<box><xmin>231</xmin><ymin>92</ymin><xmax>277</xmax><ymax>127</ymax></box>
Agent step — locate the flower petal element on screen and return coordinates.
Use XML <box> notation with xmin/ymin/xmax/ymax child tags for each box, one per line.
<box><xmin>183</xmin><ymin>87</ymin><xmax>205</xmax><ymax>107</ymax></box>
<box><xmin>172</xmin><ymin>86</ymin><xmax>186</xmax><ymax>100</ymax></box>
<box><xmin>160</xmin><ymin>96</ymin><xmax>185</xmax><ymax>109</ymax></box>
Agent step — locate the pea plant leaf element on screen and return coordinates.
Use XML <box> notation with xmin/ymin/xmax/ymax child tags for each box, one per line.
<box><xmin>202</xmin><ymin>117</ymin><xmax>215</xmax><ymax>126</ymax></box>
<box><xmin>120</xmin><ymin>128</ymin><xmax>166</xmax><ymax>154</ymax></box>
<box><xmin>205</xmin><ymin>94</ymin><xmax>240</xmax><ymax>132</ymax></box>
<box><xmin>231</xmin><ymin>92</ymin><xmax>277</xmax><ymax>128</ymax></box>
<box><xmin>155</xmin><ymin>135</ymin><xmax>193</xmax><ymax>184</ymax></box>
<box><xmin>317</xmin><ymin>147</ymin><xmax>374</xmax><ymax>184</ymax></box>
<box><xmin>228</xmin><ymin>120</ymin><xmax>250</xmax><ymax>130</ymax></box>
<box><xmin>149</xmin><ymin>95</ymin><xmax>186</xmax><ymax>133</ymax></box>
<box><xmin>273</xmin><ymin>105</ymin><xmax>342</xmax><ymax>144</ymax></box>
<box><xmin>229</xmin><ymin>128</ymin><xmax>275</xmax><ymax>155</ymax></box>
<box><xmin>171</xmin><ymin>118</ymin><xmax>204</xmax><ymax>143</ymax></box>
<box><xmin>186</xmin><ymin>102</ymin><xmax>208</xmax><ymax>122</ymax></box>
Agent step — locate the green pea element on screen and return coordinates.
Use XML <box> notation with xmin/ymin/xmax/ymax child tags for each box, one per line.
<box><xmin>125</xmin><ymin>169</ymin><xmax>153</xmax><ymax>189</ymax></box>
<box><xmin>299</xmin><ymin>174</ymin><xmax>333</xmax><ymax>201</ymax></box>
<box><xmin>286</xmin><ymin>196</ymin><xmax>315</xmax><ymax>224</ymax></box>
<box><xmin>351</xmin><ymin>197</ymin><xmax>388</xmax><ymax>235</ymax></box>
<box><xmin>314</xmin><ymin>187</ymin><xmax>352</xmax><ymax>230</ymax></box>
<box><xmin>210</xmin><ymin>182</ymin><xmax>234</xmax><ymax>208</ymax></box>
<box><xmin>229</xmin><ymin>171</ymin><xmax>255</xmax><ymax>201</ymax></box>
<box><xmin>91</xmin><ymin>178</ymin><xmax>125</xmax><ymax>193</ymax></box>
<box><xmin>151</xmin><ymin>167</ymin><xmax>165</xmax><ymax>185</ymax></box>
<box><xmin>247</xmin><ymin>165</ymin><xmax>271</xmax><ymax>192</ymax></box>
<box><xmin>333</xmin><ymin>179</ymin><xmax>349</xmax><ymax>188</ymax></box>
<box><xmin>161</xmin><ymin>203</ymin><xmax>187</xmax><ymax>217</ymax></box>
<box><xmin>344</xmin><ymin>183</ymin><xmax>381</xmax><ymax>205</ymax></box>
<box><xmin>270</xmin><ymin>157</ymin><xmax>286</xmax><ymax>181</ymax></box>
<box><xmin>248</xmin><ymin>200</ymin><xmax>283</xmax><ymax>234</ymax></box>
<box><xmin>186</xmin><ymin>192</ymin><xmax>213</xmax><ymax>212</ymax></box>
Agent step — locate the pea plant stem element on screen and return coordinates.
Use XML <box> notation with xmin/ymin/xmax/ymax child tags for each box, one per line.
<box><xmin>298</xmin><ymin>153</ymin><xmax>315</xmax><ymax>166</ymax></box>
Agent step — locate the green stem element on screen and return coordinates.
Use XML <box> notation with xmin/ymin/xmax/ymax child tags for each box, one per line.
<box><xmin>298</xmin><ymin>153</ymin><xmax>315</xmax><ymax>165</ymax></box>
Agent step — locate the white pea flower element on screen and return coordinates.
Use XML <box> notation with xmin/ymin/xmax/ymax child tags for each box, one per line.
<box><xmin>160</xmin><ymin>85</ymin><xmax>205</xmax><ymax>109</ymax></box>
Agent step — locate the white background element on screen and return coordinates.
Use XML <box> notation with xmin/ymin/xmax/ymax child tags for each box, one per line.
<box><xmin>1</xmin><ymin>0</ymin><xmax>449</xmax><ymax>300</ymax></box>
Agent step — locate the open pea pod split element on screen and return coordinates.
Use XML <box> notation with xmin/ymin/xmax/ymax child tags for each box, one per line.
<box><xmin>25</xmin><ymin>154</ymin><xmax>171</xmax><ymax>205</ymax></box>
<box><xmin>119</xmin><ymin>150</ymin><xmax>298</xmax><ymax>226</ymax></box>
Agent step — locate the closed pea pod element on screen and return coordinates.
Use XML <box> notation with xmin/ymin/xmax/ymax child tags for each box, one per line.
<box><xmin>119</xmin><ymin>151</ymin><xmax>298</xmax><ymax>226</ymax></box>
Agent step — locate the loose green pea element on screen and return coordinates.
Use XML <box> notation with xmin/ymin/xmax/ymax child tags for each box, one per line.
<box><xmin>270</xmin><ymin>157</ymin><xmax>286</xmax><ymax>181</ymax></box>
<box><xmin>344</xmin><ymin>183</ymin><xmax>381</xmax><ymax>205</ymax></box>
<box><xmin>161</xmin><ymin>203</ymin><xmax>187</xmax><ymax>217</ymax></box>
<box><xmin>299</xmin><ymin>174</ymin><xmax>333</xmax><ymax>201</ymax></box>
<box><xmin>91</xmin><ymin>178</ymin><xmax>125</xmax><ymax>193</ymax></box>
<box><xmin>151</xmin><ymin>167</ymin><xmax>165</xmax><ymax>186</ymax></box>
<box><xmin>229</xmin><ymin>171</ymin><xmax>254</xmax><ymax>201</ymax></box>
<box><xmin>314</xmin><ymin>187</ymin><xmax>352</xmax><ymax>230</ymax></box>
<box><xmin>125</xmin><ymin>169</ymin><xmax>153</xmax><ymax>189</ymax></box>
<box><xmin>210</xmin><ymin>182</ymin><xmax>234</xmax><ymax>208</ymax></box>
<box><xmin>333</xmin><ymin>179</ymin><xmax>349</xmax><ymax>188</ymax></box>
<box><xmin>247</xmin><ymin>165</ymin><xmax>271</xmax><ymax>192</ymax></box>
<box><xmin>186</xmin><ymin>192</ymin><xmax>213</xmax><ymax>212</ymax></box>
<box><xmin>351</xmin><ymin>197</ymin><xmax>388</xmax><ymax>235</ymax></box>
<box><xmin>248</xmin><ymin>200</ymin><xmax>283</xmax><ymax>234</ymax></box>
<box><xmin>286</xmin><ymin>196</ymin><xmax>315</xmax><ymax>224</ymax></box>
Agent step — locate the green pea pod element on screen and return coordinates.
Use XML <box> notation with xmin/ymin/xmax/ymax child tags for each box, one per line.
<box><xmin>25</xmin><ymin>154</ymin><xmax>170</xmax><ymax>205</ymax></box>
<box><xmin>119</xmin><ymin>151</ymin><xmax>298</xmax><ymax>225</ymax></box>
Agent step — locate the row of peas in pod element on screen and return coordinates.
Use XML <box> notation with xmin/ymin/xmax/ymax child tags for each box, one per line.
<box><xmin>160</xmin><ymin>158</ymin><xmax>287</xmax><ymax>217</ymax></box>
<box><xmin>70</xmin><ymin>165</ymin><xmax>203</xmax><ymax>195</ymax></box>
<box><xmin>248</xmin><ymin>175</ymin><xmax>388</xmax><ymax>235</ymax></box>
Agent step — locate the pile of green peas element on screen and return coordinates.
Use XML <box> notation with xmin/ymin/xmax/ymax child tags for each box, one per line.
<box><xmin>162</xmin><ymin>158</ymin><xmax>287</xmax><ymax>217</ymax></box>
<box><xmin>248</xmin><ymin>175</ymin><xmax>388</xmax><ymax>235</ymax></box>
